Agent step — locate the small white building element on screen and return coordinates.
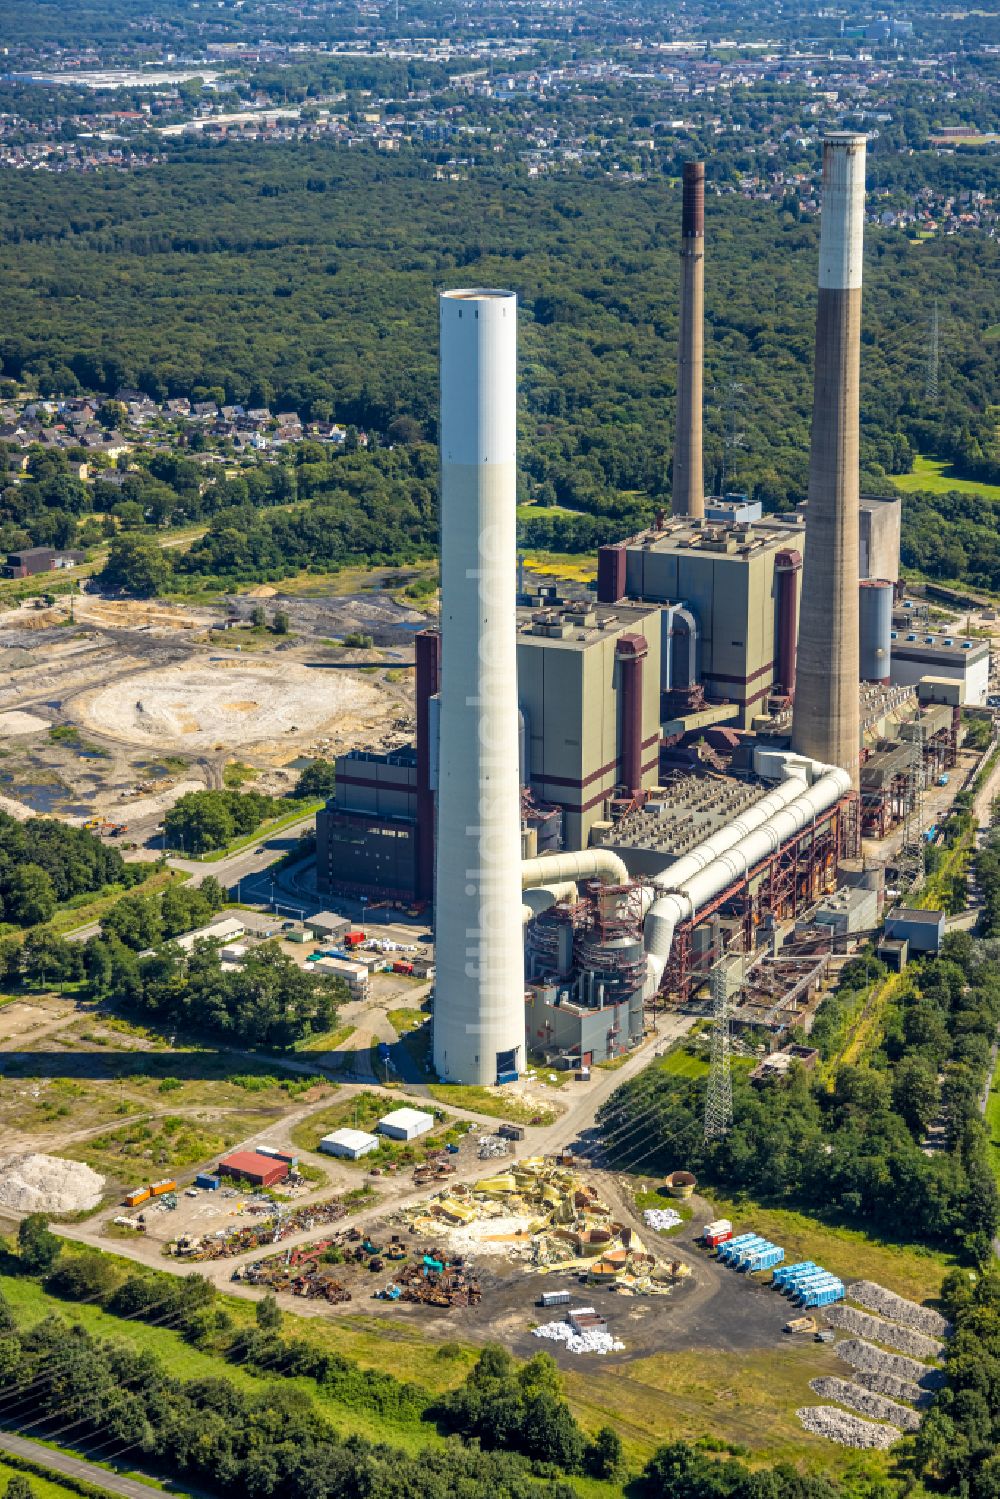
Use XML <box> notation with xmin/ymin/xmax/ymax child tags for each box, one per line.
<box><xmin>175</xmin><ymin>916</ymin><xmax>247</xmax><ymax>953</ymax></box>
<box><xmin>377</xmin><ymin>1106</ymin><xmax>434</xmax><ymax>1141</ymax></box>
<box><xmin>319</xmin><ymin>1128</ymin><xmax>380</xmax><ymax>1160</ymax></box>
<box><xmin>311</xmin><ymin>956</ymin><xmax>369</xmax><ymax>998</ymax></box>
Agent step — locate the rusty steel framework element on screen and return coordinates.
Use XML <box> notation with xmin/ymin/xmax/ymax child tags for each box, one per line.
<box><xmin>859</xmin><ymin>709</ymin><xmax>958</xmax><ymax>840</ymax></box>
<box><xmin>731</xmin><ymin>949</ymin><xmax>833</xmax><ymax>1035</ymax></box>
<box><xmin>657</xmin><ymin>793</ymin><xmax>857</xmax><ymax>1007</ymax></box>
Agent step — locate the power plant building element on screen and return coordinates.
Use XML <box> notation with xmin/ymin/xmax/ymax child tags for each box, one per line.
<box><xmin>315</xmin><ymin>748</ymin><xmax>418</xmax><ymax>901</ymax></box>
<box><xmin>306</xmin><ymin>140</ymin><xmax>962</xmax><ymax>1088</ymax></box>
<box><xmin>516</xmin><ymin>596</ymin><xmax>664</xmax><ymax>847</ymax></box>
<box><xmin>611</xmin><ymin>516</ymin><xmax>800</xmax><ymax>725</ymax></box>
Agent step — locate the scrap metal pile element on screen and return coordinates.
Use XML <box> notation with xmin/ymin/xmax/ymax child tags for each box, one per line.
<box><xmin>391</xmin><ymin>1254</ymin><xmax>482</xmax><ymax>1307</ymax></box>
<box><xmin>236</xmin><ymin>1241</ymin><xmax>352</xmax><ymax>1304</ymax></box>
<box><xmin>168</xmin><ymin>1196</ymin><xmax>349</xmax><ymax>1262</ymax></box>
<box><xmin>233</xmin><ymin>1229</ymin><xmax>481</xmax><ymax>1310</ymax></box>
<box><xmin>395</xmin><ymin>1159</ymin><xmax>684</xmax><ymax>1295</ymax></box>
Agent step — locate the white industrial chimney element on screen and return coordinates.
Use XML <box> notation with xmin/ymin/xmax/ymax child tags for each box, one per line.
<box><xmin>432</xmin><ymin>289</ymin><xmax>525</xmax><ymax>1086</ymax></box>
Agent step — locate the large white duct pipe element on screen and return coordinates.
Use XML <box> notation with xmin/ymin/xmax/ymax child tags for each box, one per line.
<box><xmin>521</xmin><ymin>882</ymin><xmax>580</xmax><ymax>926</ymax></box>
<box><xmin>641</xmin><ymin>756</ymin><xmax>851</xmax><ymax>993</ymax></box>
<box><xmin>655</xmin><ymin>774</ymin><xmax>810</xmax><ymax>894</ymax></box>
<box><xmin>522</xmin><ymin>849</ymin><xmax>630</xmax><ymax>890</ymax></box>
<box><xmin>519</xmin><ymin>756</ymin><xmax>851</xmax><ymax>996</ymax></box>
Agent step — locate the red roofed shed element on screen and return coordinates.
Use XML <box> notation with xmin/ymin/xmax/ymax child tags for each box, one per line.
<box><xmin>217</xmin><ymin>1151</ymin><xmax>289</xmax><ymax>1188</ymax></box>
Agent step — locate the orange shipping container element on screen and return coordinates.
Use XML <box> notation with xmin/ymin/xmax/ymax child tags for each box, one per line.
<box><xmin>150</xmin><ymin>1179</ymin><xmax>177</xmax><ymax>1196</ymax></box>
<box><xmin>125</xmin><ymin>1188</ymin><xmax>150</xmax><ymax>1207</ymax></box>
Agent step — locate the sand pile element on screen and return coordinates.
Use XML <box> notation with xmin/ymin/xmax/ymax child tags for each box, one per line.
<box><xmin>0</xmin><ymin>1153</ymin><xmax>105</xmax><ymax>1214</ymax></box>
<box><xmin>0</xmin><ymin>711</ymin><xmax>50</xmax><ymax>736</ymax></box>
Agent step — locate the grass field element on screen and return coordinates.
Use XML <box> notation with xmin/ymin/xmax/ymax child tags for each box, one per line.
<box><xmin>985</xmin><ymin>1063</ymin><xmax>1000</xmax><ymax>1188</ymax></box>
<box><xmin>891</xmin><ymin>454</ymin><xmax>1000</xmax><ymax>501</ymax></box>
<box><xmin>0</xmin><ymin>1274</ymin><xmax>455</xmax><ymax>1455</ymax></box>
<box><xmin>293</xmin><ymin>1022</ymin><xmax>356</xmax><ymax>1054</ymax></box>
<box><xmin>563</xmin><ymin>1340</ymin><xmax>892</xmax><ymax>1484</ymax></box>
<box><xmin>62</xmin><ymin>1108</ymin><xmax>282</xmax><ymax>1188</ymax></box>
<box><xmin>426</xmin><ymin>1082</ymin><xmax>557</xmax><ymax>1125</ymax></box>
<box><xmin>386</xmin><ymin>1007</ymin><xmax>426</xmax><ymax>1035</ymax></box>
<box><xmin>655</xmin><ymin>1047</ymin><xmax>710</xmax><ymax>1080</ymax></box>
<box><xmin>520</xmin><ymin>551</ymin><xmax>597</xmax><ymax>583</ymax></box>
<box><xmin>0</xmin><ymin>1453</ymin><xmax>123</xmax><ymax>1499</ymax></box>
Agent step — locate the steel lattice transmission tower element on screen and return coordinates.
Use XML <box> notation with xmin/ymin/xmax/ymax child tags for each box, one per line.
<box><xmin>704</xmin><ymin>924</ymin><xmax>739</xmax><ymax>1141</ymax></box>
<box><xmin>900</xmin><ymin>719</ymin><xmax>926</xmax><ymax>891</ymax></box>
<box><xmin>926</xmin><ymin>301</ymin><xmax>940</xmax><ymax>404</ymax></box>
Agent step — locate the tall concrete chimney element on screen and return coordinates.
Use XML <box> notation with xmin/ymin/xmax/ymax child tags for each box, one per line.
<box><xmin>433</xmin><ymin>289</ymin><xmax>525</xmax><ymax>1087</ymax></box>
<box><xmin>672</xmin><ymin>161</ymin><xmax>705</xmax><ymax>519</ymax></box>
<box><xmin>791</xmin><ymin>133</ymin><xmax>866</xmax><ymax>785</ymax></box>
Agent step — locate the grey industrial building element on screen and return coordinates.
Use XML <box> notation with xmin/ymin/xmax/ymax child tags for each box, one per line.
<box><xmin>315</xmin><ymin>747</ymin><xmax>419</xmax><ymax>900</ymax></box>
<box><xmin>516</xmin><ymin>595</ymin><xmax>664</xmax><ymax>847</ymax></box>
<box><xmin>888</xmin><ymin>632</ymin><xmax>989</xmax><ymax>704</ymax></box>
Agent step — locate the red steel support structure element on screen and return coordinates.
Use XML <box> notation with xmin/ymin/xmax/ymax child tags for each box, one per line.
<box><xmin>616</xmin><ymin>634</ymin><xmax>648</xmax><ymax>795</ymax></box>
<box><xmin>658</xmin><ymin>793</ymin><xmax>856</xmax><ymax>1005</ymax></box>
<box><xmin>414</xmin><ymin>627</ymin><xmax>440</xmax><ymax>903</ymax></box>
<box><xmin>774</xmin><ymin>549</ymin><xmax>801</xmax><ymax>699</ymax></box>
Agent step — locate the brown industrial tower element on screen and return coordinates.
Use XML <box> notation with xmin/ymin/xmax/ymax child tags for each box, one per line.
<box><xmin>671</xmin><ymin>161</ymin><xmax>705</xmax><ymax>518</ymax></box>
<box><xmin>791</xmin><ymin>133</ymin><xmax>867</xmax><ymax>785</ymax></box>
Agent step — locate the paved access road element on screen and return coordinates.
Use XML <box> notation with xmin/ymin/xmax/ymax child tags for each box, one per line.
<box><xmin>0</xmin><ymin>1430</ymin><xmax>164</xmax><ymax>1499</ymax></box>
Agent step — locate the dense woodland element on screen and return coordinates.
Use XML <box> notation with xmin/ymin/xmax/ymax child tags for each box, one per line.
<box><xmin>79</xmin><ymin>934</ymin><xmax>343</xmax><ymax>1047</ymax></box>
<box><xmin>0</xmin><ymin>146</ymin><xmax>996</xmax><ymax>523</ymax></box>
<box><xmin>601</xmin><ymin>931</ymin><xmax>1000</xmax><ymax>1264</ymax></box>
<box><xmin>163</xmin><ymin>788</ymin><xmax>284</xmax><ymax>853</ymax></box>
<box><xmin>0</xmin><ymin>813</ymin><xmax>143</xmax><ymax>929</ymax></box>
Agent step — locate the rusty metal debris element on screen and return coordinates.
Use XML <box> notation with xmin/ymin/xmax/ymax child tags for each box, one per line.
<box><xmin>169</xmin><ymin>1196</ymin><xmax>349</xmax><ymax>1262</ymax></box>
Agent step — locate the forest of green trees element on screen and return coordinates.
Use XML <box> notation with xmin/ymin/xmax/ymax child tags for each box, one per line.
<box><xmin>0</xmin><ymin>812</ymin><xmax>143</xmax><ymax>928</ymax></box>
<box><xmin>0</xmin><ymin>145</ymin><xmax>996</xmax><ymax>515</ymax></box>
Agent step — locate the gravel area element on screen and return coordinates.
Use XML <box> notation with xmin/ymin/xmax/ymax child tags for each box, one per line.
<box><xmin>848</xmin><ymin>1280</ymin><xmax>950</xmax><ymax>1339</ymax></box>
<box><xmin>826</xmin><ymin>1303</ymin><xmax>944</xmax><ymax>1362</ymax></box>
<box><xmin>836</xmin><ymin>1338</ymin><xmax>945</xmax><ymax>1390</ymax></box>
<box><xmin>810</xmin><ymin>1377</ymin><xmax>921</xmax><ymax>1432</ymax></box>
<box><xmin>853</xmin><ymin>1368</ymin><xmax>933</xmax><ymax>1408</ymax></box>
<box><xmin>797</xmin><ymin>1407</ymin><xmax>901</xmax><ymax>1449</ymax></box>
